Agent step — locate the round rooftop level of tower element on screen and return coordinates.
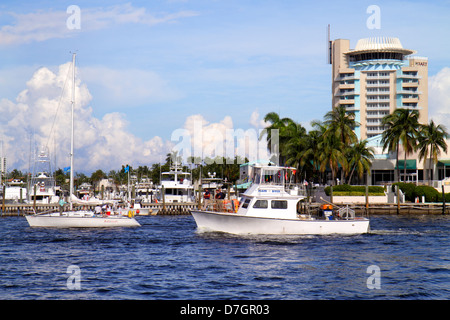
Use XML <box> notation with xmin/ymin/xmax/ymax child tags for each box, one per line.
<box><xmin>345</xmin><ymin>37</ymin><xmax>416</xmax><ymax>62</ymax></box>
<box><xmin>349</xmin><ymin>37</ymin><xmax>416</xmax><ymax>54</ymax></box>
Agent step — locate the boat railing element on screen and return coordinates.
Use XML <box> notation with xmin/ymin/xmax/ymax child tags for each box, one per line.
<box><xmin>202</xmin><ymin>199</ymin><xmax>239</xmax><ymax>213</ymax></box>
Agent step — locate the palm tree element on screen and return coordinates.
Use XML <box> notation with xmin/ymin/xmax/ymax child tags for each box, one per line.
<box><xmin>346</xmin><ymin>140</ymin><xmax>375</xmax><ymax>184</ymax></box>
<box><xmin>318</xmin><ymin>129</ymin><xmax>347</xmax><ymax>185</ymax></box>
<box><xmin>260</xmin><ymin>112</ymin><xmax>298</xmax><ymax>166</ymax></box>
<box><xmin>323</xmin><ymin>106</ymin><xmax>358</xmax><ymax>146</ymax></box>
<box><xmin>381</xmin><ymin>108</ymin><xmax>420</xmax><ymax>182</ymax></box>
<box><xmin>283</xmin><ymin>121</ymin><xmax>307</xmax><ymax>177</ymax></box>
<box><xmin>417</xmin><ymin>120</ymin><xmax>449</xmax><ymax>184</ymax></box>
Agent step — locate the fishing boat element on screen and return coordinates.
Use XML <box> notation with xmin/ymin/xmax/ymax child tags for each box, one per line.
<box><xmin>191</xmin><ymin>164</ymin><xmax>370</xmax><ymax>235</ymax></box>
<box><xmin>26</xmin><ymin>53</ymin><xmax>140</xmax><ymax>228</ymax></box>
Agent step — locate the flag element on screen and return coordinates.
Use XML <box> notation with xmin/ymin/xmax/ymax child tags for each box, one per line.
<box><xmin>64</xmin><ymin>166</ymin><xmax>71</xmax><ymax>173</ymax></box>
<box><xmin>124</xmin><ymin>165</ymin><xmax>129</xmax><ymax>173</ymax></box>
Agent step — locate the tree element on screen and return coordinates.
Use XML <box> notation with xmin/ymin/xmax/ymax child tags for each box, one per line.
<box><xmin>318</xmin><ymin>129</ymin><xmax>347</xmax><ymax>185</ymax></box>
<box><xmin>381</xmin><ymin>109</ymin><xmax>420</xmax><ymax>182</ymax></box>
<box><xmin>417</xmin><ymin>120</ymin><xmax>449</xmax><ymax>184</ymax></box>
<box><xmin>346</xmin><ymin>140</ymin><xmax>375</xmax><ymax>184</ymax></box>
<box><xmin>260</xmin><ymin>112</ymin><xmax>298</xmax><ymax>166</ymax></box>
<box><xmin>323</xmin><ymin>106</ymin><xmax>358</xmax><ymax>146</ymax></box>
<box><xmin>91</xmin><ymin>169</ymin><xmax>106</xmax><ymax>192</ymax></box>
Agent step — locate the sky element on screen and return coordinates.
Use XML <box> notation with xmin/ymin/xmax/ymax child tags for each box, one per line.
<box><xmin>0</xmin><ymin>0</ymin><xmax>450</xmax><ymax>174</ymax></box>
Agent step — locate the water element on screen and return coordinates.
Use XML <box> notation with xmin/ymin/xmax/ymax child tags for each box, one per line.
<box><xmin>0</xmin><ymin>215</ymin><xmax>449</xmax><ymax>300</ymax></box>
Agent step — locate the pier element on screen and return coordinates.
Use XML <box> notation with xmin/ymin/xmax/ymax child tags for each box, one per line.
<box><xmin>0</xmin><ymin>202</ymin><xmax>199</xmax><ymax>216</ymax></box>
<box><xmin>0</xmin><ymin>202</ymin><xmax>448</xmax><ymax>217</ymax></box>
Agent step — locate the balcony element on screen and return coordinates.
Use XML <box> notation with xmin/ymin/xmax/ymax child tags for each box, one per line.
<box><xmin>398</xmin><ymin>73</ymin><xmax>421</xmax><ymax>79</ymax></box>
<box><xmin>335</xmin><ymin>74</ymin><xmax>359</xmax><ymax>81</ymax></box>
<box><xmin>402</xmin><ymin>81</ymin><xmax>419</xmax><ymax>87</ymax></box>
<box><xmin>402</xmin><ymin>97</ymin><xmax>419</xmax><ymax>104</ymax></box>
<box><xmin>397</xmin><ymin>89</ymin><xmax>421</xmax><ymax>95</ymax></box>
<box><xmin>366</xmin><ymin>90</ymin><xmax>390</xmax><ymax>95</ymax></box>
<box><xmin>366</xmin><ymin>82</ymin><xmax>390</xmax><ymax>88</ymax></box>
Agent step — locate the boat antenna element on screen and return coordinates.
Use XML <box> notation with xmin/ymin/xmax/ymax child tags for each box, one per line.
<box><xmin>69</xmin><ymin>52</ymin><xmax>76</xmax><ymax>210</ymax></box>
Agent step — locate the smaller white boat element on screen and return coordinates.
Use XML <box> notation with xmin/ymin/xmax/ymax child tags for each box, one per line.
<box><xmin>191</xmin><ymin>164</ymin><xmax>370</xmax><ymax>235</ymax></box>
<box><xmin>25</xmin><ymin>53</ymin><xmax>140</xmax><ymax>228</ymax></box>
<box><xmin>26</xmin><ymin>211</ymin><xmax>141</xmax><ymax>228</ymax></box>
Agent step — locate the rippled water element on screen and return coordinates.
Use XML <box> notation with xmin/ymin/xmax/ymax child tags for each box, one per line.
<box><xmin>0</xmin><ymin>215</ymin><xmax>449</xmax><ymax>300</ymax></box>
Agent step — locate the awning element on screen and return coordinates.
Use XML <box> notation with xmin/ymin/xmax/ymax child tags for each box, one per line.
<box><xmin>438</xmin><ymin>160</ymin><xmax>450</xmax><ymax>167</ymax></box>
<box><xmin>236</xmin><ymin>181</ymin><xmax>252</xmax><ymax>189</ymax></box>
<box><xmin>395</xmin><ymin>159</ymin><xmax>416</xmax><ymax>170</ymax></box>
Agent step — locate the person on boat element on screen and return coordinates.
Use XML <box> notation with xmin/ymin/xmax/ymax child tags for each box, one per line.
<box><xmin>215</xmin><ymin>189</ymin><xmax>225</xmax><ymax>199</ymax></box>
<box><xmin>58</xmin><ymin>198</ymin><xmax>66</xmax><ymax>213</ymax></box>
<box><xmin>204</xmin><ymin>189</ymin><xmax>210</xmax><ymax>199</ymax></box>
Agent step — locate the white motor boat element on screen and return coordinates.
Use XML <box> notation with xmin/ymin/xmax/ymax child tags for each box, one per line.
<box><xmin>157</xmin><ymin>163</ymin><xmax>195</xmax><ymax>203</ymax></box>
<box><xmin>191</xmin><ymin>165</ymin><xmax>370</xmax><ymax>235</ymax></box>
<box><xmin>25</xmin><ymin>53</ymin><xmax>140</xmax><ymax>228</ymax></box>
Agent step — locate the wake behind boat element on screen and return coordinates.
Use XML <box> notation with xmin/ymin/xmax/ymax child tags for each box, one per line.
<box><xmin>191</xmin><ymin>164</ymin><xmax>370</xmax><ymax>235</ymax></box>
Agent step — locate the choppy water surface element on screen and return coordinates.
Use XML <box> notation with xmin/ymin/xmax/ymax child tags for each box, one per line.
<box><xmin>0</xmin><ymin>215</ymin><xmax>448</xmax><ymax>299</ymax></box>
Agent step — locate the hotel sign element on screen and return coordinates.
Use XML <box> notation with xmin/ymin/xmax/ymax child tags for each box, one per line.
<box><xmin>415</xmin><ymin>61</ymin><xmax>427</xmax><ymax>67</ymax></box>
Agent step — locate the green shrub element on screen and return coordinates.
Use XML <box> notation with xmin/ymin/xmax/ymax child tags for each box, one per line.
<box><xmin>414</xmin><ymin>185</ymin><xmax>440</xmax><ymax>202</ymax></box>
<box><xmin>324</xmin><ymin>185</ymin><xmax>386</xmax><ymax>196</ymax></box>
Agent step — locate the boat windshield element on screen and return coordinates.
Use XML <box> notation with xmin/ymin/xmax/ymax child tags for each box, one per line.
<box><xmin>252</xmin><ymin>167</ymin><xmax>284</xmax><ymax>185</ymax></box>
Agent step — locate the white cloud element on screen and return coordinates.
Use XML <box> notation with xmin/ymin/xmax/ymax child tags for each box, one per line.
<box><xmin>171</xmin><ymin>113</ymin><xmax>272</xmax><ymax>164</ymax></box>
<box><xmin>0</xmin><ymin>4</ymin><xmax>199</xmax><ymax>45</ymax></box>
<box><xmin>429</xmin><ymin>67</ymin><xmax>450</xmax><ymax>129</ymax></box>
<box><xmin>249</xmin><ymin>109</ymin><xmax>269</xmax><ymax>129</ymax></box>
<box><xmin>0</xmin><ymin>61</ymin><xmax>171</xmax><ymax>173</ymax></box>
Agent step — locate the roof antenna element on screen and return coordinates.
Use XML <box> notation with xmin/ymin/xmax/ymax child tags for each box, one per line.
<box><xmin>327</xmin><ymin>24</ymin><xmax>332</xmax><ymax>64</ymax></box>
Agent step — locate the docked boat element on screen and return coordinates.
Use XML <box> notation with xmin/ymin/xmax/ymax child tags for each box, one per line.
<box><xmin>191</xmin><ymin>164</ymin><xmax>370</xmax><ymax>235</ymax></box>
<box><xmin>28</xmin><ymin>147</ymin><xmax>60</xmax><ymax>204</ymax></box>
<box><xmin>26</xmin><ymin>53</ymin><xmax>140</xmax><ymax>228</ymax></box>
<box><xmin>157</xmin><ymin>163</ymin><xmax>195</xmax><ymax>203</ymax></box>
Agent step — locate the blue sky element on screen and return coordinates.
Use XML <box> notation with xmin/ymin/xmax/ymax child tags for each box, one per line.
<box><xmin>1</xmin><ymin>0</ymin><xmax>450</xmax><ymax>172</ymax></box>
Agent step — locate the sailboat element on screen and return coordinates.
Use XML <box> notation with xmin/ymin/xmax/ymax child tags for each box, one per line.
<box><xmin>26</xmin><ymin>53</ymin><xmax>140</xmax><ymax>228</ymax></box>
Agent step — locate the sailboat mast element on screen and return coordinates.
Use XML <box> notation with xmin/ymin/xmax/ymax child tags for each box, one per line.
<box><xmin>69</xmin><ymin>53</ymin><xmax>76</xmax><ymax>210</ymax></box>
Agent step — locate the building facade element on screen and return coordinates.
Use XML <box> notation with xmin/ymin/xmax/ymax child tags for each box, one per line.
<box><xmin>331</xmin><ymin>37</ymin><xmax>428</xmax><ymax>141</ymax></box>
<box><xmin>329</xmin><ymin>37</ymin><xmax>442</xmax><ymax>185</ymax></box>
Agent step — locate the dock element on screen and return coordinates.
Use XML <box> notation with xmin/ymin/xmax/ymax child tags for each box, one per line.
<box><xmin>0</xmin><ymin>202</ymin><xmax>448</xmax><ymax>217</ymax></box>
<box><xmin>0</xmin><ymin>202</ymin><xmax>199</xmax><ymax>216</ymax></box>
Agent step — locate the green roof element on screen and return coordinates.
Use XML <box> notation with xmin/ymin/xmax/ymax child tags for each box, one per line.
<box><xmin>438</xmin><ymin>160</ymin><xmax>450</xmax><ymax>167</ymax></box>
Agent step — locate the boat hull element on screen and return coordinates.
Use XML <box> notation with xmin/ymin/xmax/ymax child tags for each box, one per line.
<box><xmin>26</xmin><ymin>215</ymin><xmax>141</xmax><ymax>228</ymax></box>
<box><xmin>191</xmin><ymin>210</ymin><xmax>369</xmax><ymax>235</ymax></box>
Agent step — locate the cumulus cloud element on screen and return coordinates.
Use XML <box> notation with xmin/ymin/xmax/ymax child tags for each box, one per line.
<box><xmin>0</xmin><ymin>61</ymin><xmax>171</xmax><ymax>173</ymax></box>
<box><xmin>0</xmin><ymin>3</ymin><xmax>199</xmax><ymax>45</ymax></box>
<box><xmin>170</xmin><ymin>113</ymin><xmax>273</xmax><ymax>165</ymax></box>
<box><xmin>249</xmin><ymin>109</ymin><xmax>269</xmax><ymax>129</ymax></box>
<box><xmin>429</xmin><ymin>67</ymin><xmax>450</xmax><ymax>129</ymax></box>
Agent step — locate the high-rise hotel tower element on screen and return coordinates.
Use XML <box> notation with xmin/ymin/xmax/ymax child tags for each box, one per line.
<box><xmin>330</xmin><ymin>37</ymin><xmax>428</xmax><ymax>140</ymax></box>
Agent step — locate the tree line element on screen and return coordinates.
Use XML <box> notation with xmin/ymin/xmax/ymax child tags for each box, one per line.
<box><xmin>262</xmin><ymin>106</ymin><xmax>448</xmax><ymax>185</ymax></box>
<box><xmin>5</xmin><ymin>107</ymin><xmax>448</xmax><ymax>189</ymax></box>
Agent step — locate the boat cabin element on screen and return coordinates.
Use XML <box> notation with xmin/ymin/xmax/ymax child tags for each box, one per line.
<box><xmin>237</xmin><ymin>165</ymin><xmax>304</xmax><ymax>220</ymax></box>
